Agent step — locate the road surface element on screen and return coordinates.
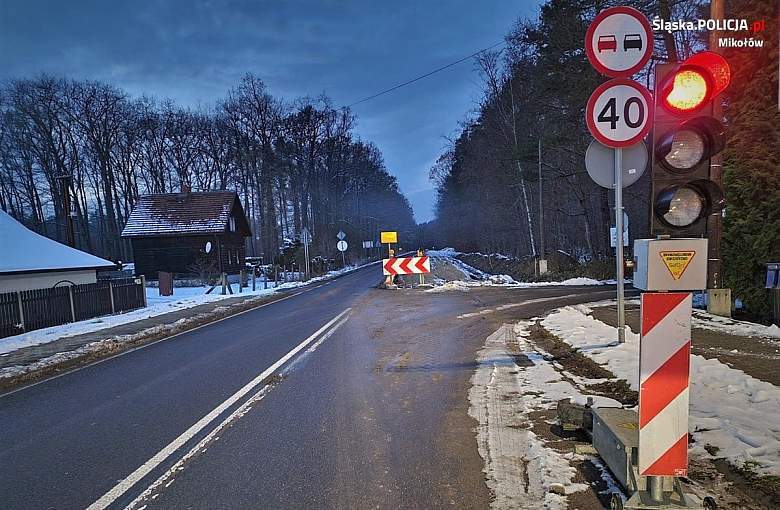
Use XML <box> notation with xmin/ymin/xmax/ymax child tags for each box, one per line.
<box><xmin>0</xmin><ymin>264</ymin><xmax>620</xmax><ymax>509</ymax></box>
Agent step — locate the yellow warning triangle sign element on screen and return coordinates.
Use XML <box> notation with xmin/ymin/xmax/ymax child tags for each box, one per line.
<box><xmin>660</xmin><ymin>251</ymin><xmax>696</xmax><ymax>280</ymax></box>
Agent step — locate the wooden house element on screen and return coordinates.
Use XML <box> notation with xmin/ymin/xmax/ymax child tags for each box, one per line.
<box><xmin>121</xmin><ymin>191</ymin><xmax>251</xmax><ymax>278</ymax></box>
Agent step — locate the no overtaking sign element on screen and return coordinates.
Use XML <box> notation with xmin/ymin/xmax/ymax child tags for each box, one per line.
<box><xmin>585</xmin><ymin>6</ymin><xmax>653</xmax><ymax>78</ymax></box>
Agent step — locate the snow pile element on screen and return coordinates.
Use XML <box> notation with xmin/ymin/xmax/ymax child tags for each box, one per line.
<box><xmin>469</xmin><ymin>324</ymin><xmax>592</xmax><ymax>509</ymax></box>
<box><xmin>425</xmin><ymin>247</ymin><xmax>462</xmax><ymax>257</ymax></box>
<box><xmin>488</xmin><ymin>274</ymin><xmax>518</xmax><ymax>285</ymax></box>
<box><xmin>542</xmin><ymin>305</ymin><xmax>780</xmax><ymax>476</ymax></box>
<box><xmin>428</xmin><ymin>251</ymin><xmax>608</xmax><ymax>290</ymax></box>
<box><xmin>511</xmin><ymin>277</ymin><xmax>605</xmax><ymax>288</ymax></box>
<box><xmin>426</xmin><ymin>280</ymin><xmax>474</xmax><ymax>293</ymax></box>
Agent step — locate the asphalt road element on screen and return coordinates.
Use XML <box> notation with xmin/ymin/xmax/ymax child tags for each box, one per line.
<box><xmin>0</xmin><ymin>265</ymin><xmax>622</xmax><ymax>510</ymax></box>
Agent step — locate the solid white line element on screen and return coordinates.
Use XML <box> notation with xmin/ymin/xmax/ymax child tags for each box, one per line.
<box><xmin>0</xmin><ymin>288</ymin><xmax>309</xmax><ymax>398</ymax></box>
<box><xmin>87</xmin><ymin>307</ymin><xmax>352</xmax><ymax>510</ymax></box>
<box><xmin>123</xmin><ymin>309</ymin><xmax>353</xmax><ymax>510</ymax></box>
<box><xmin>1</xmin><ymin>260</ymin><xmax>376</xmax><ymax>398</ymax></box>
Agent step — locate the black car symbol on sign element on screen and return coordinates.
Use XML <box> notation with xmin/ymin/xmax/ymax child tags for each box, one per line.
<box><xmin>623</xmin><ymin>34</ymin><xmax>643</xmax><ymax>51</ymax></box>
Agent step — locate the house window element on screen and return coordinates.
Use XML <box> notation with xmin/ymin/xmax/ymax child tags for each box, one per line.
<box><xmin>229</xmin><ymin>217</ymin><xmax>236</xmax><ymax>232</ymax></box>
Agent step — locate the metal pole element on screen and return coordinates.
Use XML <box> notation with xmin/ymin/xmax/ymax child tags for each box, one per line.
<box><xmin>538</xmin><ymin>138</ymin><xmax>544</xmax><ymax>258</ymax></box>
<box><xmin>615</xmin><ymin>147</ymin><xmax>626</xmax><ymax>344</ymax></box>
<box><xmin>648</xmin><ymin>476</ymin><xmax>663</xmax><ymax>502</ymax></box>
<box><xmin>707</xmin><ymin>0</ymin><xmax>724</xmax><ymax>290</ymax></box>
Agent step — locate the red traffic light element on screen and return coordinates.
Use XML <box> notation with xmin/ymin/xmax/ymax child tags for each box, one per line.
<box><xmin>660</xmin><ymin>51</ymin><xmax>731</xmax><ymax>115</ymax></box>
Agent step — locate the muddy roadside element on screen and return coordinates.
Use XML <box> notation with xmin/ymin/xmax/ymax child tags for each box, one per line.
<box><xmin>521</xmin><ymin>315</ymin><xmax>778</xmax><ymax>509</ymax></box>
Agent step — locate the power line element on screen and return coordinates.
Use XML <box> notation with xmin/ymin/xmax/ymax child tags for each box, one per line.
<box><xmin>347</xmin><ymin>40</ymin><xmax>505</xmax><ymax>108</ymax></box>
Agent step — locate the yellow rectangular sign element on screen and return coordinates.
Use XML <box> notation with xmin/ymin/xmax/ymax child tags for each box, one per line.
<box><xmin>380</xmin><ymin>231</ymin><xmax>398</xmax><ymax>244</ymax></box>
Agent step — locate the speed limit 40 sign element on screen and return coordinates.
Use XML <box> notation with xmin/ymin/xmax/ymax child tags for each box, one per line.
<box><xmin>586</xmin><ymin>78</ymin><xmax>653</xmax><ymax>148</ymax></box>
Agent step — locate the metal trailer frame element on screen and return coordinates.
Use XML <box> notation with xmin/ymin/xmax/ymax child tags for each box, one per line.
<box><xmin>559</xmin><ymin>404</ymin><xmax>717</xmax><ymax>510</ymax></box>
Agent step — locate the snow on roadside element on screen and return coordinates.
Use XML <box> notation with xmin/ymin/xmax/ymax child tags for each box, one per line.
<box><xmin>542</xmin><ymin>305</ymin><xmax>780</xmax><ymax>476</ymax></box>
<box><xmin>691</xmin><ymin>310</ymin><xmax>780</xmax><ymax>339</ymax></box>
<box><xmin>427</xmin><ymin>251</ymin><xmax>606</xmax><ymax>291</ymax></box>
<box><xmin>469</xmin><ymin>323</ymin><xmax>611</xmax><ymax>509</ymax></box>
<box><xmin>0</xmin><ymin>264</ymin><xmax>365</xmax><ymax>356</ymax></box>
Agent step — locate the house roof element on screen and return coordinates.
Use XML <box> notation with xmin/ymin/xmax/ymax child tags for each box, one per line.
<box><xmin>121</xmin><ymin>191</ymin><xmax>250</xmax><ymax>238</ymax></box>
<box><xmin>0</xmin><ymin>210</ymin><xmax>116</xmax><ymax>274</ymax></box>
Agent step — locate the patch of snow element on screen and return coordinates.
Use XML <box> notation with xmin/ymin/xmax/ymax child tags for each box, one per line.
<box><xmin>515</xmin><ymin>277</ymin><xmax>605</xmax><ymax>287</ymax></box>
<box><xmin>425</xmin><ymin>247</ymin><xmax>462</xmax><ymax>257</ymax></box>
<box><xmin>468</xmin><ymin>323</ymin><xmax>593</xmax><ymax>508</ymax></box>
<box><xmin>542</xmin><ymin>305</ymin><xmax>780</xmax><ymax>476</ymax></box>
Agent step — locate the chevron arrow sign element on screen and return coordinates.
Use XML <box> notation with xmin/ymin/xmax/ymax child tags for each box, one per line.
<box><xmin>382</xmin><ymin>256</ymin><xmax>430</xmax><ymax>275</ymax></box>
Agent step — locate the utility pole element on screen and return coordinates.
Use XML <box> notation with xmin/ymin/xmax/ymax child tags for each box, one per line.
<box><xmin>538</xmin><ymin>138</ymin><xmax>547</xmax><ymax>274</ymax></box>
<box><xmin>706</xmin><ymin>0</ymin><xmax>730</xmax><ymax>315</ymax></box>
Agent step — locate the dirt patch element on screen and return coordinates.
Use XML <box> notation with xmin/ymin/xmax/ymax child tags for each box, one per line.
<box><xmin>684</xmin><ymin>455</ymin><xmax>777</xmax><ymax>509</ymax></box>
<box><xmin>569</xmin><ymin>459</ymin><xmax>612</xmax><ymax>510</ymax></box>
<box><xmin>528</xmin><ymin>321</ymin><xmax>613</xmax><ymax>379</ymax></box>
<box><xmin>429</xmin><ymin>257</ymin><xmax>471</xmax><ymax>282</ymax></box>
<box><xmin>714</xmin><ymin>460</ymin><xmax>780</xmax><ymax>508</ymax></box>
<box><xmin>585</xmin><ymin>380</ymin><xmax>638</xmax><ymax>407</ymax></box>
<box><xmin>526</xmin><ymin>320</ymin><xmax>638</xmax><ymax>407</ymax></box>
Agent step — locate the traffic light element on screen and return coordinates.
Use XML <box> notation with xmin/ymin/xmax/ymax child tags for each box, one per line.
<box><xmin>651</xmin><ymin>51</ymin><xmax>730</xmax><ymax>236</ymax></box>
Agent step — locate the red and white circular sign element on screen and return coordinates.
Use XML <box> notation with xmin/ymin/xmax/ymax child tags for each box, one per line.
<box><xmin>586</xmin><ymin>78</ymin><xmax>653</xmax><ymax>148</ymax></box>
<box><xmin>586</xmin><ymin>6</ymin><xmax>653</xmax><ymax>78</ymax></box>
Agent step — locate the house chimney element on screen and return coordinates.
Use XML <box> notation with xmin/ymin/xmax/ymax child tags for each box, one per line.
<box><xmin>181</xmin><ymin>183</ymin><xmax>191</xmax><ymax>194</ymax></box>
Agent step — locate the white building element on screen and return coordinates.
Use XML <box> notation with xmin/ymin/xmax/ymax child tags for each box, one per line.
<box><xmin>0</xmin><ymin>210</ymin><xmax>116</xmax><ymax>293</ymax></box>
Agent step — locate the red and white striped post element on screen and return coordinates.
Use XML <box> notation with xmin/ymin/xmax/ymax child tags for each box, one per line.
<box><xmin>638</xmin><ymin>292</ymin><xmax>692</xmax><ymax>497</ymax></box>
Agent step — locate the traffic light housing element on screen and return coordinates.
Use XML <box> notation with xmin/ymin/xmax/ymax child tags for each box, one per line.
<box><xmin>651</xmin><ymin>52</ymin><xmax>730</xmax><ymax>236</ymax></box>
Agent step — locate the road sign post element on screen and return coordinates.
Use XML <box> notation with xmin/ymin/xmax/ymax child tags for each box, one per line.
<box><xmin>585</xmin><ymin>6</ymin><xmax>653</xmax><ymax>345</ymax></box>
<box><xmin>380</xmin><ymin>231</ymin><xmax>397</xmax><ymax>258</ymax></box>
<box><xmin>614</xmin><ymin>147</ymin><xmax>626</xmax><ymax>343</ymax></box>
<box><xmin>336</xmin><ymin>239</ymin><xmax>348</xmax><ymax>267</ymax></box>
<box><xmin>302</xmin><ymin>227</ymin><xmax>311</xmax><ymax>280</ymax></box>
<box><xmin>586</xmin><ymin>79</ymin><xmax>652</xmax><ymax>344</ymax></box>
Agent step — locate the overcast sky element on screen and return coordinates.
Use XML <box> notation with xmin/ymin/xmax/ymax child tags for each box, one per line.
<box><xmin>0</xmin><ymin>0</ymin><xmax>540</xmax><ymax>223</ymax></box>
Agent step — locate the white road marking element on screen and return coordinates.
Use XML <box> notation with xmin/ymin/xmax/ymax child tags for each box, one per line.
<box><xmin>124</xmin><ymin>309</ymin><xmax>353</xmax><ymax>510</ymax></box>
<box><xmin>87</xmin><ymin>308</ymin><xmax>352</xmax><ymax>510</ymax></box>
<box><xmin>1</xmin><ymin>262</ymin><xmax>375</xmax><ymax>398</ymax></box>
<box><xmin>456</xmin><ymin>291</ymin><xmax>620</xmax><ymax>319</ymax></box>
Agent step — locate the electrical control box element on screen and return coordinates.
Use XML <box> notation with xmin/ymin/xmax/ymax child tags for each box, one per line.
<box><xmin>633</xmin><ymin>238</ymin><xmax>708</xmax><ymax>291</ymax></box>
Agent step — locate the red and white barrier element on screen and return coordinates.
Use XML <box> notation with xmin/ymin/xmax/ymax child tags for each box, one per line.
<box><xmin>638</xmin><ymin>292</ymin><xmax>692</xmax><ymax>477</ymax></box>
<box><xmin>383</xmin><ymin>256</ymin><xmax>430</xmax><ymax>276</ymax></box>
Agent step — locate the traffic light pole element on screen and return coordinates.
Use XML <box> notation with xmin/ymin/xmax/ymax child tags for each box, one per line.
<box><xmin>615</xmin><ymin>147</ymin><xmax>626</xmax><ymax>344</ymax></box>
<box><xmin>706</xmin><ymin>0</ymin><xmax>732</xmax><ymax>317</ymax></box>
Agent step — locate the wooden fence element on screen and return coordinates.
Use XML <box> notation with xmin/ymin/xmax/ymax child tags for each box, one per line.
<box><xmin>0</xmin><ymin>277</ymin><xmax>146</xmax><ymax>340</ymax></box>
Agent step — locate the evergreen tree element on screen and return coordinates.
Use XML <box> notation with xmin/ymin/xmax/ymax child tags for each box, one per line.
<box><xmin>721</xmin><ymin>0</ymin><xmax>779</xmax><ymax>319</ymax></box>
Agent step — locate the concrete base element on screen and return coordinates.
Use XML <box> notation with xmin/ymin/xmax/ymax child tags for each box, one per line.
<box><xmin>538</xmin><ymin>259</ymin><xmax>548</xmax><ymax>275</ymax></box>
<box><xmin>706</xmin><ymin>288</ymin><xmax>732</xmax><ymax>318</ymax></box>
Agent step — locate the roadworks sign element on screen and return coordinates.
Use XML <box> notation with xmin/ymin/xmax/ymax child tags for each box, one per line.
<box><xmin>380</xmin><ymin>231</ymin><xmax>397</xmax><ymax>244</ymax></box>
<box><xmin>659</xmin><ymin>251</ymin><xmax>695</xmax><ymax>280</ymax></box>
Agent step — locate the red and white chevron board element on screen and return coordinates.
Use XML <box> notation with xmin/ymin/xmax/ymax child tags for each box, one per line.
<box><xmin>638</xmin><ymin>292</ymin><xmax>692</xmax><ymax>477</ymax></box>
<box><xmin>382</xmin><ymin>256</ymin><xmax>431</xmax><ymax>275</ymax></box>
